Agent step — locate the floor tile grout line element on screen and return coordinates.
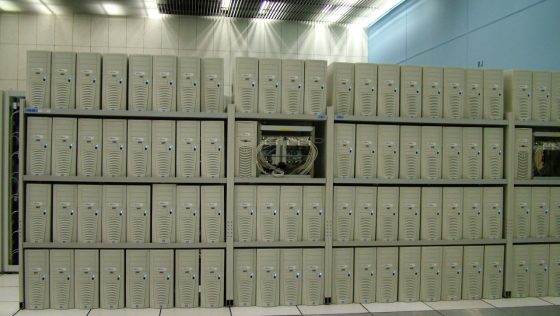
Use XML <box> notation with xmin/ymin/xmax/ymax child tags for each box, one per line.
<box><xmin>359</xmin><ymin>302</ymin><xmax>374</xmax><ymax>315</ymax></box>
<box><xmin>86</xmin><ymin>308</ymin><xmax>92</xmax><ymax>316</ymax></box>
<box><xmin>11</xmin><ymin>309</ymin><xmax>19</xmax><ymax>316</ymax></box>
<box><xmin>295</xmin><ymin>304</ymin><xmax>304</xmax><ymax>315</ymax></box>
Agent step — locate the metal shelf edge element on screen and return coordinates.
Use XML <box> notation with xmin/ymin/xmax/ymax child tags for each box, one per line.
<box><xmin>514</xmin><ymin>180</ymin><xmax>560</xmax><ymax>186</ymax></box>
<box><xmin>235</xmin><ymin>112</ymin><xmax>327</xmax><ymax>121</ymax></box>
<box><xmin>23</xmin><ymin>242</ymin><xmax>227</xmax><ymax>249</ymax></box>
<box><xmin>512</xmin><ymin>238</ymin><xmax>560</xmax><ymax>244</ymax></box>
<box><xmin>235</xmin><ymin>177</ymin><xmax>327</xmax><ymax>184</ymax></box>
<box><xmin>23</xmin><ymin>108</ymin><xmax>228</xmax><ymax>120</ymax></box>
<box><xmin>23</xmin><ymin>175</ymin><xmax>227</xmax><ymax>184</ymax></box>
<box><xmin>333</xmin><ymin>178</ymin><xmax>507</xmax><ymax>185</ymax></box>
<box><xmin>233</xmin><ymin>241</ymin><xmax>326</xmax><ymax>248</ymax></box>
<box><xmin>332</xmin><ymin>239</ymin><xmax>507</xmax><ymax>247</ymax></box>
<box><xmin>514</xmin><ymin>120</ymin><xmax>560</xmax><ymax>128</ymax></box>
<box><xmin>334</xmin><ymin>115</ymin><xmax>508</xmax><ymax>126</ymax></box>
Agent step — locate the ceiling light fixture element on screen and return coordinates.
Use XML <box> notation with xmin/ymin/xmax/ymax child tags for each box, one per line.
<box><xmin>144</xmin><ymin>0</ymin><xmax>160</xmax><ymax>18</ymax></box>
<box><xmin>258</xmin><ymin>0</ymin><xmax>270</xmax><ymax>16</ymax></box>
<box><xmin>0</xmin><ymin>0</ymin><xmax>20</xmax><ymax>12</ymax></box>
<box><xmin>221</xmin><ymin>0</ymin><xmax>232</xmax><ymax>11</ymax></box>
<box><xmin>102</xmin><ymin>2</ymin><xmax>125</xmax><ymax>15</ymax></box>
<box><xmin>363</xmin><ymin>0</ymin><xmax>405</xmax><ymax>27</ymax></box>
<box><xmin>33</xmin><ymin>0</ymin><xmax>53</xmax><ymax>14</ymax></box>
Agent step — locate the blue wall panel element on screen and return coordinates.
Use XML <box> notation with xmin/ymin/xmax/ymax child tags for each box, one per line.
<box><xmin>369</xmin><ymin>0</ymin><xmax>559</xmax><ymax>71</ymax></box>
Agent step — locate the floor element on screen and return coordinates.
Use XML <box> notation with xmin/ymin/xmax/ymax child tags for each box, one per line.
<box><xmin>1</xmin><ymin>274</ymin><xmax>560</xmax><ymax>316</ymax></box>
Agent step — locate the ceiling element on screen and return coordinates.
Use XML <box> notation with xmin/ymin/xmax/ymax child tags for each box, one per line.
<box><xmin>0</xmin><ymin>0</ymin><xmax>404</xmax><ymax>26</ymax></box>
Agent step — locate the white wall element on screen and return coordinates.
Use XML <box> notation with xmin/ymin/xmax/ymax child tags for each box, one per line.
<box><xmin>368</xmin><ymin>0</ymin><xmax>560</xmax><ymax>71</ymax></box>
<box><xmin>0</xmin><ymin>13</ymin><xmax>367</xmax><ymax>102</ymax></box>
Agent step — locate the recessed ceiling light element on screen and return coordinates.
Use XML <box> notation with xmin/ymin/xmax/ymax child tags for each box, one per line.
<box><xmin>102</xmin><ymin>2</ymin><xmax>125</xmax><ymax>15</ymax></box>
<box><xmin>258</xmin><ymin>0</ymin><xmax>270</xmax><ymax>16</ymax></box>
<box><xmin>221</xmin><ymin>0</ymin><xmax>232</xmax><ymax>11</ymax></box>
<box><xmin>145</xmin><ymin>0</ymin><xmax>160</xmax><ymax>18</ymax></box>
<box><xmin>0</xmin><ymin>0</ymin><xmax>21</xmax><ymax>12</ymax></box>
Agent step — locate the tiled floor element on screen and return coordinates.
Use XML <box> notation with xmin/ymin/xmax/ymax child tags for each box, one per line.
<box><xmin>2</xmin><ymin>274</ymin><xmax>560</xmax><ymax>316</ymax></box>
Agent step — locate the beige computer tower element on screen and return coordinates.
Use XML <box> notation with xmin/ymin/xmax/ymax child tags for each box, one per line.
<box><xmin>76</xmin><ymin>52</ymin><xmax>101</xmax><ymax>110</ymax></box>
<box><xmin>151</xmin><ymin>120</ymin><xmax>176</xmax><ymax>178</ymax></box>
<box><xmin>127</xmin><ymin>120</ymin><xmax>151</xmax><ymax>177</ymax></box>
<box><xmin>443</xmin><ymin>67</ymin><xmax>465</xmax><ymax>119</ymax></box>
<box><xmin>150</xmin><ymin>250</ymin><xmax>174</xmax><ymax>308</ymax></box>
<box><xmin>126</xmin><ymin>250</ymin><xmax>149</xmax><ymax>308</ymax></box>
<box><xmin>549</xmin><ymin>244</ymin><xmax>560</xmax><ymax>296</ymax></box>
<box><xmin>26</xmin><ymin>117</ymin><xmax>52</xmax><ymax>176</ymax></box>
<box><xmin>515</xmin><ymin>128</ymin><xmax>532</xmax><ymax>180</ymax></box>
<box><xmin>201</xmin><ymin>58</ymin><xmax>224</xmax><ymax>112</ymax></box>
<box><xmin>25</xmin><ymin>249</ymin><xmax>50</xmax><ymax>309</ymax></box>
<box><xmin>201</xmin><ymin>185</ymin><xmax>224</xmax><ymax>243</ymax></box>
<box><xmin>175</xmin><ymin>250</ymin><xmax>199</xmax><ymax>307</ymax></box>
<box><xmin>376</xmin><ymin>247</ymin><xmax>398</xmax><ymax>303</ymax></box>
<box><xmin>442</xmin><ymin>127</ymin><xmax>462</xmax><ymax>179</ymax></box>
<box><xmin>399</xmin><ymin>187</ymin><xmax>420</xmax><ymax>241</ymax></box>
<box><xmin>442</xmin><ymin>187</ymin><xmax>463</xmax><ymax>240</ymax></box>
<box><xmin>101</xmin><ymin>185</ymin><xmax>126</xmax><ymax>243</ymax></box>
<box><xmin>512</xmin><ymin>245</ymin><xmax>530</xmax><ymax>298</ymax></box>
<box><xmin>462</xmin><ymin>127</ymin><xmax>483</xmax><ymax>179</ymax></box>
<box><xmin>354</xmin><ymin>63</ymin><xmax>378</xmax><ymax>116</ymax></box>
<box><xmin>259</xmin><ymin>58</ymin><xmax>281</xmax><ymax>114</ymax></box>
<box><xmin>441</xmin><ymin>246</ymin><xmax>463</xmax><ymax>301</ymax></box>
<box><xmin>176</xmin><ymin>185</ymin><xmax>200</xmax><ymax>243</ymax></box>
<box><xmin>302</xmin><ymin>248</ymin><xmax>324</xmax><ymax>305</ymax></box>
<box><xmin>128</xmin><ymin>55</ymin><xmax>153</xmax><ymax>111</ymax></box>
<box><xmin>102</xmin><ymin>119</ymin><xmax>127</xmax><ymax>177</ymax></box>
<box><xmin>421</xmin><ymin>187</ymin><xmax>442</xmax><ymax>240</ymax></box>
<box><xmin>334</xmin><ymin>186</ymin><xmax>355</xmax><ymax>241</ymax></box>
<box><xmin>483</xmin><ymin>245</ymin><xmax>504</xmax><ymax>299</ymax></box>
<box><xmin>77</xmin><ymin>118</ymin><xmax>102</xmax><ymax>176</ymax></box>
<box><xmin>398</xmin><ymin>247</ymin><xmax>420</xmax><ymax>302</ymax></box>
<box><xmin>234</xmin><ymin>249</ymin><xmax>256</xmax><ymax>307</ymax></box>
<box><xmin>282</xmin><ymin>59</ymin><xmax>304</xmax><ymax>114</ymax></box>
<box><xmin>334</xmin><ymin>123</ymin><xmax>356</xmax><ymax>178</ymax></box>
<box><xmin>201</xmin><ymin>121</ymin><xmax>225</xmax><ymax>178</ymax></box>
<box><xmin>483</xmin><ymin>128</ymin><xmax>504</xmax><ymax>179</ymax></box>
<box><xmin>421</xmin><ymin>126</ymin><xmax>442</xmax><ymax>179</ymax></box>
<box><xmin>50</xmin><ymin>249</ymin><xmax>74</xmax><ymax>309</ymax></box>
<box><xmin>463</xmin><ymin>69</ymin><xmax>484</xmax><ymax>119</ymax></box>
<box><xmin>552</xmin><ymin>72</ymin><xmax>560</xmax><ymax>121</ymax></box>
<box><xmin>532</xmin><ymin>71</ymin><xmax>551</xmax><ymax>121</ymax></box>
<box><xmin>200</xmin><ymin>249</ymin><xmax>224</xmax><ymax>308</ymax></box>
<box><xmin>53</xmin><ymin>184</ymin><xmax>77</xmax><ymax>243</ymax></box>
<box><xmin>152</xmin><ymin>184</ymin><xmax>176</xmax><ymax>243</ymax></box>
<box><xmin>177</xmin><ymin>56</ymin><xmax>201</xmax><ymax>112</ymax></box>
<box><xmin>400</xmin><ymin>125</ymin><xmax>421</xmax><ymax>179</ymax></box>
<box><xmin>482</xmin><ymin>187</ymin><xmax>503</xmax><ymax>239</ymax></box>
<box><xmin>514</xmin><ymin>187</ymin><xmax>531</xmax><ymax>239</ymax></box>
<box><xmin>280</xmin><ymin>186</ymin><xmax>303</xmax><ymax>242</ymax></box>
<box><xmin>463</xmin><ymin>187</ymin><xmax>483</xmax><ymax>239</ymax></box>
<box><xmin>26</xmin><ymin>50</ymin><xmax>51</xmax><ymax>109</ymax></box>
<box><xmin>26</xmin><ymin>184</ymin><xmax>52</xmax><ymax>243</ymax></box>
<box><xmin>354</xmin><ymin>186</ymin><xmax>376</xmax><ymax>241</ymax></box>
<box><xmin>152</xmin><ymin>55</ymin><xmax>177</xmax><ymax>112</ymax></box>
<box><xmin>256</xmin><ymin>185</ymin><xmax>280</xmax><ymax>242</ymax></box>
<box><xmin>257</xmin><ymin>249</ymin><xmax>280</xmax><ymax>307</ymax></box>
<box><xmin>400</xmin><ymin>65</ymin><xmax>422</xmax><ymax>118</ymax></box>
<box><xmin>176</xmin><ymin>120</ymin><xmax>201</xmax><ymax>177</ymax></box>
<box><xmin>51</xmin><ymin>52</ymin><xmax>76</xmax><ymax>109</ymax></box>
<box><xmin>332</xmin><ymin>248</ymin><xmax>354</xmax><ymax>304</ymax></box>
<box><xmin>100</xmin><ymin>250</ymin><xmax>124</xmax><ymax>309</ymax></box>
<box><xmin>377</xmin><ymin>64</ymin><xmax>400</xmax><ymax>117</ymax></box>
<box><xmin>329</xmin><ymin>62</ymin><xmax>355</xmax><ymax>115</ymax></box>
<box><xmin>483</xmin><ymin>69</ymin><xmax>504</xmax><ymax>120</ymax></box>
<box><xmin>52</xmin><ymin>117</ymin><xmax>77</xmax><ymax>176</ymax></box>
<box><xmin>304</xmin><ymin>60</ymin><xmax>327</xmax><ymax>115</ymax></box>
<box><xmin>77</xmin><ymin>185</ymin><xmax>102</xmax><ymax>243</ymax></box>
<box><xmin>234</xmin><ymin>185</ymin><xmax>257</xmax><ymax>242</ymax></box>
<box><xmin>126</xmin><ymin>185</ymin><xmax>150</xmax><ymax>243</ymax></box>
<box><xmin>531</xmin><ymin>187</ymin><xmax>550</xmax><ymax>238</ymax></box>
<box><xmin>75</xmin><ymin>250</ymin><xmax>99</xmax><ymax>309</ymax></box>
<box><xmin>280</xmin><ymin>248</ymin><xmax>302</xmax><ymax>306</ymax></box>
<box><xmin>355</xmin><ymin>124</ymin><xmax>378</xmax><ymax>178</ymax></box>
<box><xmin>235</xmin><ymin>121</ymin><xmax>258</xmax><ymax>177</ymax></box>
<box><xmin>422</xmin><ymin>66</ymin><xmax>443</xmax><ymax>118</ymax></box>
<box><xmin>234</xmin><ymin>57</ymin><xmax>258</xmax><ymax>113</ymax></box>
<box><xmin>377</xmin><ymin>187</ymin><xmax>399</xmax><ymax>241</ymax></box>
<box><xmin>526</xmin><ymin>244</ymin><xmax>549</xmax><ymax>297</ymax></box>
<box><xmin>354</xmin><ymin>247</ymin><xmax>376</xmax><ymax>303</ymax></box>
<box><xmin>504</xmin><ymin>70</ymin><xmax>532</xmax><ymax>120</ymax></box>
<box><xmin>378</xmin><ymin>125</ymin><xmax>399</xmax><ymax>179</ymax></box>
<box><xmin>551</xmin><ymin>187</ymin><xmax>560</xmax><ymax>238</ymax></box>
<box><xmin>420</xmin><ymin>247</ymin><xmax>442</xmax><ymax>302</ymax></box>
<box><xmin>302</xmin><ymin>186</ymin><xmax>325</xmax><ymax>241</ymax></box>
<box><xmin>101</xmin><ymin>54</ymin><xmax>127</xmax><ymax>110</ymax></box>
<box><xmin>462</xmin><ymin>246</ymin><xmax>483</xmax><ymax>299</ymax></box>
